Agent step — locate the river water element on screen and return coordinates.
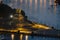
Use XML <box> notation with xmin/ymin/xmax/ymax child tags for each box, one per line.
<box><xmin>0</xmin><ymin>33</ymin><xmax>60</xmax><ymax>40</ymax></box>
<box><xmin>0</xmin><ymin>0</ymin><xmax>60</xmax><ymax>40</ymax></box>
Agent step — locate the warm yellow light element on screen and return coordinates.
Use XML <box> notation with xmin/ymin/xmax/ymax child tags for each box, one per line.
<box><xmin>32</xmin><ymin>24</ymin><xmax>51</xmax><ymax>29</ymax></box>
<box><xmin>10</xmin><ymin>30</ymin><xmax>17</xmax><ymax>32</ymax></box>
<box><xmin>17</xmin><ymin>28</ymin><xmax>31</xmax><ymax>33</ymax></box>
<box><xmin>16</xmin><ymin>24</ymin><xmax>23</xmax><ymax>27</ymax></box>
<box><xmin>11</xmin><ymin>34</ymin><xmax>14</xmax><ymax>40</ymax></box>
<box><xmin>20</xmin><ymin>31</ymin><xmax>31</xmax><ymax>34</ymax></box>
<box><xmin>25</xmin><ymin>35</ymin><xmax>28</xmax><ymax>40</ymax></box>
<box><xmin>0</xmin><ymin>29</ymin><xmax>5</xmax><ymax>30</ymax></box>
<box><xmin>17</xmin><ymin>28</ymin><xmax>28</xmax><ymax>31</ymax></box>
<box><xmin>16</xmin><ymin>9</ymin><xmax>21</xmax><ymax>13</ymax></box>
<box><xmin>20</xmin><ymin>34</ymin><xmax>23</xmax><ymax>40</ymax></box>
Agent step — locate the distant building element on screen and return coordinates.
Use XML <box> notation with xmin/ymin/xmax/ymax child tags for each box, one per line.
<box><xmin>0</xmin><ymin>2</ymin><xmax>33</xmax><ymax>29</ymax></box>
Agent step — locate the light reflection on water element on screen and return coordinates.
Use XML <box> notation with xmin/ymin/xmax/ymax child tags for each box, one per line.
<box><xmin>11</xmin><ymin>34</ymin><xmax>28</xmax><ymax>40</ymax></box>
<box><xmin>25</xmin><ymin>35</ymin><xmax>28</xmax><ymax>40</ymax></box>
<box><xmin>44</xmin><ymin>0</ymin><xmax>46</xmax><ymax>8</ymax></box>
<box><xmin>11</xmin><ymin>34</ymin><xmax>14</xmax><ymax>40</ymax></box>
<box><xmin>10</xmin><ymin>34</ymin><xmax>60</xmax><ymax>40</ymax></box>
<box><xmin>20</xmin><ymin>34</ymin><xmax>23</xmax><ymax>40</ymax></box>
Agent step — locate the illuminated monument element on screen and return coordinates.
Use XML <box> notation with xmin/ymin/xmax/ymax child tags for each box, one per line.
<box><xmin>0</xmin><ymin>1</ymin><xmax>51</xmax><ymax>30</ymax></box>
<box><xmin>0</xmin><ymin>1</ymin><xmax>34</xmax><ymax>29</ymax></box>
<box><xmin>0</xmin><ymin>2</ymin><xmax>28</xmax><ymax>28</ymax></box>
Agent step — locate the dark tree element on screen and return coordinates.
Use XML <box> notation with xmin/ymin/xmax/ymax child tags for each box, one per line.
<box><xmin>0</xmin><ymin>2</ymin><xmax>13</xmax><ymax>17</ymax></box>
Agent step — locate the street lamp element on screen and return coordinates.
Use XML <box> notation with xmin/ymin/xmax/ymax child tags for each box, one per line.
<box><xmin>10</xmin><ymin>15</ymin><xmax>13</xmax><ymax>18</ymax></box>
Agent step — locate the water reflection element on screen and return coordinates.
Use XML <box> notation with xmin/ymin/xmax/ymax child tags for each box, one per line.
<box><xmin>40</xmin><ymin>0</ymin><xmax>42</xmax><ymax>7</ymax></box>
<box><xmin>49</xmin><ymin>0</ymin><xmax>52</xmax><ymax>5</ymax></box>
<box><xmin>35</xmin><ymin>0</ymin><xmax>37</xmax><ymax>9</ymax></box>
<box><xmin>11</xmin><ymin>34</ymin><xmax>14</xmax><ymax>40</ymax></box>
<box><xmin>30</xmin><ymin>0</ymin><xmax>32</xmax><ymax>5</ymax></box>
<box><xmin>20</xmin><ymin>34</ymin><xmax>23</xmax><ymax>40</ymax></box>
<box><xmin>0</xmin><ymin>33</ymin><xmax>59</xmax><ymax>40</ymax></box>
<box><xmin>25</xmin><ymin>35</ymin><xmax>28</xmax><ymax>40</ymax></box>
<box><xmin>20</xmin><ymin>0</ymin><xmax>22</xmax><ymax>3</ymax></box>
<box><xmin>44</xmin><ymin>0</ymin><xmax>46</xmax><ymax>8</ymax></box>
<box><xmin>11</xmin><ymin>34</ymin><xmax>28</xmax><ymax>40</ymax></box>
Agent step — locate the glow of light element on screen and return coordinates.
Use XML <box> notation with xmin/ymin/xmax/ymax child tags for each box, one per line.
<box><xmin>20</xmin><ymin>34</ymin><xmax>23</xmax><ymax>40</ymax></box>
<box><xmin>20</xmin><ymin>0</ymin><xmax>23</xmax><ymax>3</ymax></box>
<box><xmin>16</xmin><ymin>9</ymin><xmax>21</xmax><ymax>13</ymax></box>
<box><xmin>17</xmin><ymin>28</ymin><xmax>31</xmax><ymax>33</ymax></box>
<box><xmin>0</xmin><ymin>29</ymin><xmax>5</xmax><ymax>30</ymax></box>
<box><xmin>35</xmin><ymin>0</ymin><xmax>37</xmax><ymax>5</ymax></box>
<box><xmin>44</xmin><ymin>0</ymin><xmax>46</xmax><ymax>8</ymax></box>
<box><xmin>10</xmin><ymin>30</ymin><xmax>17</xmax><ymax>32</ymax></box>
<box><xmin>17</xmin><ymin>28</ymin><xmax>28</xmax><ymax>31</ymax></box>
<box><xmin>11</xmin><ymin>34</ymin><xmax>14</xmax><ymax>40</ymax></box>
<box><xmin>25</xmin><ymin>35</ymin><xmax>28</xmax><ymax>40</ymax></box>
<box><xmin>35</xmin><ymin>0</ymin><xmax>37</xmax><ymax>10</ymax></box>
<box><xmin>10</xmin><ymin>15</ymin><xmax>13</xmax><ymax>18</ymax></box>
<box><xmin>30</xmin><ymin>0</ymin><xmax>32</xmax><ymax>5</ymax></box>
<box><xmin>20</xmin><ymin>31</ymin><xmax>31</xmax><ymax>34</ymax></box>
<box><xmin>40</xmin><ymin>0</ymin><xmax>42</xmax><ymax>7</ymax></box>
<box><xmin>49</xmin><ymin>0</ymin><xmax>52</xmax><ymax>5</ymax></box>
<box><xmin>54</xmin><ymin>0</ymin><xmax>57</xmax><ymax>5</ymax></box>
<box><xmin>32</xmin><ymin>24</ymin><xmax>51</xmax><ymax>29</ymax></box>
<box><xmin>20</xmin><ymin>0</ymin><xmax>22</xmax><ymax>8</ymax></box>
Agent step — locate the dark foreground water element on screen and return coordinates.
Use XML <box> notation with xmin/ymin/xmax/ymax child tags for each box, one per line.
<box><xmin>0</xmin><ymin>33</ymin><xmax>60</xmax><ymax>40</ymax></box>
